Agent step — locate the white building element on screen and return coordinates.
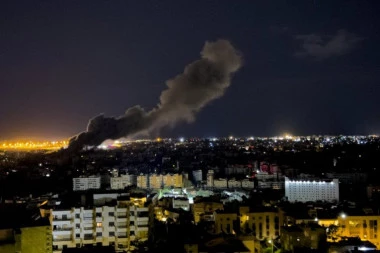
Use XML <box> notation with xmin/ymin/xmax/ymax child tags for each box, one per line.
<box><xmin>192</xmin><ymin>170</ymin><xmax>203</xmax><ymax>182</ymax></box>
<box><xmin>73</xmin><ymin>176</ymin><xmax>101</xmax><ymax>191</ymax></box>
<box><xmin>214</xmin><ymin>178</ymin><xmax>228</xmax><ymax>188</ymax></box>
<box><xmin>50</xmin><ymin>199</ymin><xmax>149</xmax><ymax>253</ymax></box>
<box><xmin>228</xmin><ymin>179</ymin><xmax>241</xmax><ymax>188</ymax></box>
<box><xmin>285</xmin><ymin>177</ymin><xmax>339</xmax><ymax>202</ymax></box>
<box><xmin>172</xmin><ymin>198</ymin><xmax>190</xmax><ymax>211</ymax></box>
<box><xmin>110</xmin><ymin>174</ymin><xmax>137</xmax><ymax>190</ymax></box>
<box><xmin>207</xmin><ymin>170</ymin><xmax>214</xmax><ymax>188</ymax></box>
<box><xmin>241</xmin><ymin>179</ymin><xmax>255</xmax><ymax>189</ymax></box>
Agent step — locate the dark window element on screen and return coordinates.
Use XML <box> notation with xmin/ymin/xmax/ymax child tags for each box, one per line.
<box><xmin>96</xmin><ymin>232</ymin><xmax>102</xmax><ymax>237</ymax></box>
<box><xmin>109</xmin><ymin>232</ymin><xmax>115</xmax><ymax>236</ymax></box>
<box><xmin>75</xmin><ymin>214</ymin><xmax>80</xmax><ymax>218</ymax></box>
<box><xmin>76</xmin><ymin>233</ymin><xmax>80</xmax><ymax>238</ymax></box>
<box><xmin>109</xmin><ymin>212</ymin><xmax>114</xmax><ymax>216</ymax></box>
<box><xmin>109</xmin><ymin>222</ymin><xmax>114</xmax><ymax>226</ymax></box>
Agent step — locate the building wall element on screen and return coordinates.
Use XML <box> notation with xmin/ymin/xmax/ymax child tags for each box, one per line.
<box><xmin>240</xmin><ymin>209</ymin><xmax>281</xmax><ymax>240</ymax></box>
<box><xmin>73</xmin><ymin>176</ymin><xmax>101</xmax><ymax>191</ymax></box>
<box><xmin>137</xmin><ymin>174</ymin><xmax>148</xmax><ymax>189</ymax></box>
<box><xmin>192</xmin><ymin>170</ymin><xmax>203</xmax><ymax>182</ymax></box>
<box><xmin>50</xmin><ymin>200</ymin><xmax>149</xmax><ymax>253</ymax></box>
<box><xmin>206</xmin><ymin>170</ymin><xmax>214</xmax><ymax>187</ymax></box>
<box><xmin>337</xmin><ymin>215</ymin><xmax>380</xmax><ymax>248</ymax></box>
<box><xmin>149</xmin><ymin>174</ymin><xmax>163</xmax><ymax>189</ymax></box>
<box><xmin>21</xmin><ymin>225</ymin><xmax>52</xmax><ymax>253</ymax></box>
<box><xmin>162</xmin><ymin>174</ymin><xmax>183</xmax><ymax>188</ymax></box>
<box><xmin>193</xmin><ymin>202</ymin><xmax>224</xmax><ymax>223</ymax></box>
<box><xmin>214</xmin><ymin>213</ymin><xmax>238</xmax><ymax>234</ymax></box>
<box><xmin>285</xmin><ymin>177</ymin><xmax>339</xmax><ymax>202</ymax></box>
<box><xmin>110</xmin><ymin>174</ymin><xmax>137</xmax><ymax>190</ymax></box>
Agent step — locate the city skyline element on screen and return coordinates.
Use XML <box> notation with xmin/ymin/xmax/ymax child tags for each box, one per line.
<box><xmin>1</xmin><ymin>1</ymin><xmax>380</xmax><ymax>140</ymax></box>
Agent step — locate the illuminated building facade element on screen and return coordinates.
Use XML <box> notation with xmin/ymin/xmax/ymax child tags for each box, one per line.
<box><xmin>50</xmin><ymin>199</ymin><xmax>149</xmax><ymax>253</ymax></box>
<box><xmin>285</xmin><ymin>177</ymin><xmax>339</xmax><ymax>202</ymax></box>
<box><xmin>192</xmin><ymin>170</ymin><xmax>203</xmax><ymax>182</ymax></box>
<box><xmin>137</xmin><ymin>174</ymin><xmax>148</xmax><ymax>189</ymax></box>
<box><xmin>206</xmin><ymin>170</ymin><xmax>214</xmax><ymax>187</ymax></box>
<box><xmin>162</xmin><ymin>173</ymin><xmax>183</xmax><ymax>188</ymax></box>
<box><xmin>149</xmin><ymin>174</ymin><xmax>163</xmax><ymax>189</ymax></box>
<box><xmin>239</xmin><ymin>207</ymin><xmax>281</xmax><ymax>240</ymax></box>
<box><xmin>110</xmin><ymin>174</ymin><xmax>137</xmax><ymax>190</ymax></box>
<box><xmin>214</xmin><ymin>211</ymin><xmax>238</xmax><ymax>234</ymax></box>
<box><xmin>193</xmin><ymin>202</ymin><xmax>224</xmax><ymax>223</ymax></box>
<box><xmin>72</xmin><ymin>176</ymin><xmax>101</xmax><ymax>191</ymax></box>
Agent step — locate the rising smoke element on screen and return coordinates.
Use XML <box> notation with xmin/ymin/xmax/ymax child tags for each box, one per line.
<box><xmin>68</xmin><ymin>39</ymin><xmax>243</xmax><ymax>151</ymax></box>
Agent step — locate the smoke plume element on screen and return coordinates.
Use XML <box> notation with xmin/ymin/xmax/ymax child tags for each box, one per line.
<box><xmin>68</xmin><ymin>39</ymin><xmax>242</xmax><ymax>151</ymax></box>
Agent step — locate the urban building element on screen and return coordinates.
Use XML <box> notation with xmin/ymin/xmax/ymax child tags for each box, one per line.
<box><xmin>281</xmin><ymin>225</ymin><xmax>326</xmax><ymax>252</ymax></box>
<box><xmin>214</xmin><ymin>211</ymin><xmax>238</xmax><ymax>234</ymax></box>
<box><xmin>137</xmin><ymin>174</ymin><xmax>148</xmax><ymax>189</ymax></box>
<box><xmin>149</xmin><ymin>174</ymin><xmax>163</xmax><ymax>189</ymax></box>
<box><xmin>285</xmin><ymin>177</ymin><xmax>339</xmax><ymax>202</ymax></box>
<box><xmin>239</xmin><ymin>207</ymin><xmax>281</xmax><ymax>240</ymax></box>
<box><xmin>206</xmin><ymin>170</ymin><xmax>214</xmax><ymax>188</ymax></box>
<box><xmin>192</xmin><ymin>170</ymin><xmax>203</xmax><ymax>182</ymax></box>
<box><xmin>241</xmin><ymin>179</ymin><xmax>255</xmax><ymax>189</ymax></box>
<box><xmin>213</xmin><ymin>178</ymin><xmax>227</xmax><ymax>189</ymax></box>
<box><xmin>162</xmin><ymin>173</ymin><xmax>183</xmax><ymax>188</ymax></box>
<box><xmin>193</xmin><ymin>202</ymin><xmax>224</xmax><ymax>223</ymax></box>
<box><xmin>228</xmin><ymin>179</ymin><xmax>241</xmax><ymax>188</ymax></box>
<box><xmin>0</xmin><ymin>218</ymin><xmax>52</xmax><ymax>253</ymax></box>
<box><xmin>50</xmin><ymin>198</ymin><xmax>149</xmax><ymax>252</ymax></box>
<box><xmin>72</xmin><ymin>176</ymin><xmax>101</xmax><ymax>191</ymax></box>
<box><xmin>110</xmin><ymin>174</ymin><xmax>137</xmax><ymax>190</ymax></box>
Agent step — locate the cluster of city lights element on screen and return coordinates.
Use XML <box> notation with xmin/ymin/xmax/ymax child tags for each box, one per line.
<box><xmin>0</xmin><ymin>140</ymin><xmax>68</xmax><ymax>150</ymax></box>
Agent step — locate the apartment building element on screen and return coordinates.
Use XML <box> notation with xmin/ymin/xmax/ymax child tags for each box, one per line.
<box><xmin>239</xmin><ymin>207</ymin><xmax>282</xmax><ymax>240</ymax></box>
<box><xmin>214</xmin><ymin>211</ymin><xmax>238</xmax><ymax>234</ymax></box>
<box><xmin>285</xmin><ymin>177</ymin><xmax>339</xmax><ymax>202</ymax></box>
<box><xmin>73</xmin><ymin>176</ymin><xmax>101</xmax><ymax>191</ymax></box>
<box><xmin>137</xmin><ymin>174</ymin><xmax>148</xmax><ymax>189</ymax></box>
<box><xmin>162</xmin><ymin>173</ymin><xmax>183</xmax><ymax>188</ymax></box>
<box><xmin>110</xmin><ymin>174</ymin><xmax>137</xmax><ymax>190</ymax></box>
<box><xmin>149</xmin><ymin>174</ymin><xmax>163</xmax><ymax>189</ymax></box>
<box><xmin>50</xmin><ymin>199</ymin><xmax>149</xmax><ymax>252</ymax></box>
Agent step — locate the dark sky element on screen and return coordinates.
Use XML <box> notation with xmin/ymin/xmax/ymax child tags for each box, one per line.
<box><xmin>1</xmin><ymin>0</ymin><xmax>380</xmax><ymax>140</ymax></box>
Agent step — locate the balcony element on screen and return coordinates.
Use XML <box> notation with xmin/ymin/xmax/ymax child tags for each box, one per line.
<box><xmin>53</xmin><ymin>216</ymin><xmax>72</xmax><ymax>221</ymax></box>
<box><xmin>53</xmin><ymin>227</ymin><xmax>72</xmax><ymax>231</ymax></box>
<box><xmin>53</xmin><ymin>238</ymin><xmax>71</xmax><ymax>242</ymax></box>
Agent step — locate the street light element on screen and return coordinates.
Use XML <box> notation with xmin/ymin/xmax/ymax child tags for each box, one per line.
<box><xmin>268</xmin><ymin>238</ymin><xmax>279</xmax><ymax>253</ymax></box>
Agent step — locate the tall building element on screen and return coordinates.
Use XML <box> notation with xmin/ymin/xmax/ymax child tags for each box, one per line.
<box><xmin>110</xmin><ymin>174</ymin><xmax>137</xmax><ymax>190</ymax></box>
<box><xmin>192</xmin><ymin>170</ymin><xmax>203</xmax><ymax>182</ymax></box>
<box><xmin>50</xmin><ymin>198</ymin><xmax>149</xmax><ymax>252</ymax></box>
<box><xmin>73</xmin><ymin>176</ymin><xmax>101</xmax><ymax>191</ymax></box>
<box><xmin>207</xmin><ymin>170</ymin><xmax>214</xmax><ymax>188</ymax></box>
<box><xmin>285</xmin><ymin>177</ymin><xmax>339</xmax><ymax>202</ymax></box>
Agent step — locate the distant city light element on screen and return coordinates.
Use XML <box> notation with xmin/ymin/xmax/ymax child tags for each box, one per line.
<box><xmin>179</xmin><ymin>137</ymin><xmax>185</xmax><ymax>143</ymax></box>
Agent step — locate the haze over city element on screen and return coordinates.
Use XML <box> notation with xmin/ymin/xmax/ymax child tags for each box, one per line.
<box><xmin>1</xmin><ymin>1</ymin><xmax>380</xmax><ymax>141</ymax></box>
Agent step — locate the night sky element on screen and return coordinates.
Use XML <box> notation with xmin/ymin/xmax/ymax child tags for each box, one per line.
<box><xmin>1</xmin><ymin>1</ymin><xmax>380</xmax><ymax>140</ymax></box>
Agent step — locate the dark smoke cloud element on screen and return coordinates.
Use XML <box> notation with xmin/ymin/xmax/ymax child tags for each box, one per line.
<box><xmin>68</xmin><ymin>39</ymin><xmax>242</xmax><ymax>151</ymax></box>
